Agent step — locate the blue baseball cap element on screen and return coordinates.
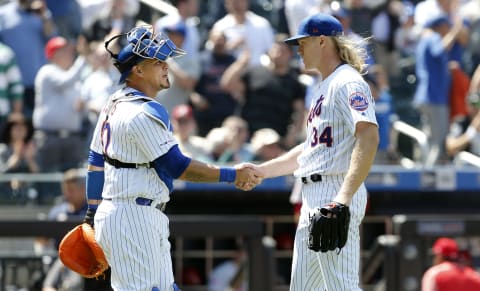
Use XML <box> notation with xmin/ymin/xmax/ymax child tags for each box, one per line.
<box><xmin>162</xmin><ymin>20</ymin><xmax>187</xmax><ymax>37</ymax></box>
<box><xmin>284</xmin><ymin>13</ymin><xmax>344</xmax><ymax>45</ymax></box>
<box><xmin>424</xmin><ymin>14</ymin><xmax>451</xmax><ymax>29</ymax></box>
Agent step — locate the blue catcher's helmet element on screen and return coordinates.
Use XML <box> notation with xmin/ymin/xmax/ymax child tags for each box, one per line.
<box><xmin>105</xmin><ymin>25</ymin><xmax>186</xmax><ymax>84</ymax></box>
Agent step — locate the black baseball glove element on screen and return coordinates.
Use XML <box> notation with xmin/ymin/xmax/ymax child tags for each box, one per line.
<box><xmin>308</xmin><ymin>201</ymin><xmax>351</xmax><ymax>253</ymax></box>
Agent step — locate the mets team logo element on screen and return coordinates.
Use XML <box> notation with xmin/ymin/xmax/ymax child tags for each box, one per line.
<box><xmin>349</xmin><ymin>92</ymin><xmax>369</xmax><ymax>111</ymax></box>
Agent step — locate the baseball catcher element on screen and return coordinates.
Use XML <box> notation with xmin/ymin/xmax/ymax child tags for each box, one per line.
<box><xmin>308</xmin><ymin>201</ymin><xmax>351</xmax><ymax>253</ymax></box>
<box><xmin>58</xmin><ymin>223</ymin><xmax>108</xmax><ymax>278</ymax></box>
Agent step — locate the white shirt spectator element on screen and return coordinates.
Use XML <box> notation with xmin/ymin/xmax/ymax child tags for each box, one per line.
<box><xmin>285</xmin><ymin>0</ymin><xmax>324</xmax><ymax>37</ymax></box>
<box><xmin>212</xmin><ymin>11</ymin><xmax>275</xmax><ymax>67</ymax></box>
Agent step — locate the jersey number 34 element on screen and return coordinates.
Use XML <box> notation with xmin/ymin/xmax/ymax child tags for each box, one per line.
<box><xmin>311</xmin><ymin>126</ymin><xmax>332</xmax><ymax>148</ymax></box>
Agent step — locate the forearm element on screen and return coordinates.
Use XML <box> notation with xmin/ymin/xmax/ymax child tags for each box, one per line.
<box><xmin>258</xmin><ymin>143</ymin><xmax>303</xmax><ymax>178</ymax></box>
<box><xmin>178</xmin><ymin>159</ymin><xmax>223</xmax><ymax>182</ymax></box>
<box><xmin>446</xmin><ymin>133</ymin><xmax>473</xmax><ymax>156</ymax></box>
<box><xmin>335</xmin><ymin>125</ymin><xmax>378</xmax><ymax>205</ymax></box>
<box><xmin>26</xmin><ymin>159</ymin><xmax>39</xmax><ymax>173</ymax></box>
<box><xmin>86</xmin><ymin>164</ymin><xmax>104</xmax><ymax>207</ymax></box>
<box><xmin>168</xmin><ymin>62</ymin><xmax>197</xmax><ymax>90</ymax></box>
<box><xmin>220</xmin><ymin>57</ymin><xmax>248</xmax><ymax>93</ymax></box>
<box><xmin>41</xmin><ymin>11</ymin><xmax>55</xmax><ymax>37</ymax></box>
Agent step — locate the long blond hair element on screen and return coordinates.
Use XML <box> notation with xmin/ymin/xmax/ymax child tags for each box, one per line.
<box><xmin>332</xmin><ymin>35</ymin><xmax>371</xmax><ymax>74</ymax></box>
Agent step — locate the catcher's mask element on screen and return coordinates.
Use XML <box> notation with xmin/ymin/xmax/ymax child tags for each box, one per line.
<box><xmin>105</xmin><ymin>25</ymin><xmax>186</xmax><ymax>84</ymax></box>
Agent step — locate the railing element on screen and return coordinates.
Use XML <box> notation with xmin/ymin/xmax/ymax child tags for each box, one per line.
<box><xmin>391</xmin><ymin>120</ymin><xmax>430</xmax><ymax>167</ymax></box>
<box><xmin>0</xmin><ymin>217</ymin><xmax>274</xmax><ymax>291</ymax></box>
<box><xmin>454</xmin><ymin>150</ymin><xmax>480</xmax><ymax>168</ymax></box>
<box><xmin>139</xmin><ymin>0</ymin><xmax>176</xmax><ymax>15</ymax></box>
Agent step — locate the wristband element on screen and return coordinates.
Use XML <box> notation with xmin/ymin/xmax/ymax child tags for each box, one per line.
<box><xmin>86</xmin><ymin>170</ymin><xmax>104</xmax><ymax>210</ymax></box>
<box><xmin>219</xmin><ymin>167</ymin><xmax>236</xmax><ymax>183</ymax></box>
<box><xmin>465</xmin><ymin>126</ymin><xmax>478</xmax><ymax>141</ymax></box>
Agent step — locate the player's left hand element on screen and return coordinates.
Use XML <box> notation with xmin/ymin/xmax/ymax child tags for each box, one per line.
<box><xmin>308</xmin><ymin>201</ymin><xmax>351</xmax><ymax>253</ymax></box>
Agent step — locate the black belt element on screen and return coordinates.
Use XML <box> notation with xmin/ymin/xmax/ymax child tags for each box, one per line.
<box><xmin>301</xmin><ymin>174</ymin><xmax>323</xmax><ymax>184</ymax></box>
<box><xmin>103</xmin><ymin>197</ymin><xmax>166</xmax><ymax>211</ymax></box>
<box><xmin>104</xmin><ymin>155</ymin><xmax>153</xmax><ymax>169</ymax></box>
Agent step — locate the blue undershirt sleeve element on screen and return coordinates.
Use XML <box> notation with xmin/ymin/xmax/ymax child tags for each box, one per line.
<box><xmin>152</xmin><ymin>145</ymin><xmax>192</xmax><ymax>179</ymax></box>
<box><xmin>88</xmin><ymin>150</ymin><xmax>105</xmax><ymax>167</ymax></box>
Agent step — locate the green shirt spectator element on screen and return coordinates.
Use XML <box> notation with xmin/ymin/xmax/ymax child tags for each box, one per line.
<box><xmin>0</xmin><ymin>42</ymin><xmax>24</xmax><ymax>132</ymax></box>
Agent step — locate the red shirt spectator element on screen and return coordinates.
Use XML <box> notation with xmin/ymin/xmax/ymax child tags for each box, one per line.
<box><xmin>422</xmin><ymin>237</ymin><xmax>480</xmax><ymax>291</ymax></box>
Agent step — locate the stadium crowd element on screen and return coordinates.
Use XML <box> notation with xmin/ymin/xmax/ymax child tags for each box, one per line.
<box><xmin>0</xmin><ymin>0</ymin><xmax>479</xmax><ymax>194</ymax></box>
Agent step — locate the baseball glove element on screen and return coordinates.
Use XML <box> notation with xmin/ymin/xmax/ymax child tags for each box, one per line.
<box><xmin>308</xmin><ymin>202</ymin><xmax>351</xmax><ymax>253</ymax></box>
<box><xmin>58</xmin><ymin>223</ymin><xmax>108</xmax><ymax>278</ymax></box>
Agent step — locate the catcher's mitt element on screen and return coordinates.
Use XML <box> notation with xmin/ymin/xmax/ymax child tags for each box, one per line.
<box><xmin>59</xmin><ymin>223</ymin><xmax>108</xmax><ymax>278</ymax></box>
<box><xmin>308</xmin><ymin>202</ymin><xmax>351</xmax><ymax>253</ymax></box>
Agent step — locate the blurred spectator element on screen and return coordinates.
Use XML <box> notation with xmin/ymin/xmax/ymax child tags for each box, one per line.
<box><xmin>470</xmin><ymin>64</ymin><xmax>480</xmax><ymax>96</ymax></box>
<box><xmin>459</xmin><ymin>249</ymin><xmax>474</xmax><ymax>268</ymax></box>
<box><xmin>211</xmin><ymin>0</ymin><xmax>275</xmax><ymax>67</ymax></box>
<box><xmin>0</xmin><ymin>42</ymin><xmax>24</xmax><ymax>134</ymax></box>
<box><xmin>394</xmin><ymin>1</ymin><xmax>417</xmax><ymax>59</ymax></box>
<box><xmin>171</xmin><ymin>104</ymin><xmax>212</xmax><ymax>162</ymax></box>
<box><xmin>82</xmin><ymin>0</ymin><xmax>136</xmax><ymax>46</ymax></box>
<box><xmin>156</xmin><ymin>19</ymin><xmax>201</xmax><ymax>113</ymax></box>
<box><xmin>81</xmin><ymin>41</ymin><xmax>121</xmax><ymax>137</ymax></box>
<box><xmin>449</xmin><ymin>61</ymin><xmax>471</xmax><ymax>121</ymax></box>
<box><xmin>0</xmin><ymin>114</ymin><xmax>38</xmax><ymax>201</ymax></box>
<box><xmin>414</xmin><ymin>0</ymin><xmax>446</xmax><ymax>29</ymax></box>
<box><xmin>330</xmin><ymin>2</ymin><xmax>363</xmax><ymax>44</ymax></box>
<box><xmin>78</xmin><ymin>0</ymin><xmax>139</xmax><ymax>33</ymax></box>
<box><xmin>217</xmin><ymin>116</ymin><xmax>254</xmax><ymax>164</ymax></box>
<box><xmin>446</xmin><ymin>88</ymin><xmax>480</xmax><ymax>157</ymax></box>
<box><xmin>205</xmin><ymin>126</ymin><xmax>229</xmax><ymax>162</ymax></box>
<box><xmin>414</xmin><ymin>0</ymin><xmax>471</xmax><ymax>72</ymax></box>
<box><xmin>47</xmin><ymin>168</ymin><xmax>87</xmax><ymax>222</ymax></box>
<box><xmin>221</xmin><ymin>34</ymin><xmax>306</xmax><ymax>139</ymax></box>
<box><xmin>45</xmin><ymin>0</ymin><xmax>82</xmax><ymax>40</ymax></box>
<box><xmin>330</xmin><ymin>1</ymin><xmax>374</xmax><ymax>65</ymax></box>
<box><xmin>284</xmin><ymin>0</ymin><xmax>324</xmax><ymax>37</ymax></box>
<box><xmin>155</xmin><ymin>0</ymin><xmax>201</xmax><ymax>56</ymax></box>
<box><xmin>33</xmin><ymin>36</ymin><xmax>89</xmax><ymax>173</ymax></box>
<box><xmin>344</xmin><ymin>0</ymin><xmax>380</xmax><ymax>37</ymax></box>
<box><xmin>413</xmin><ymin>15</ymin><xmax>463</xmax><ymax>165</ymax></box>
<box><xmin>0</xmin><ymin>0</ymin><xmax>56</xmax><ymax>117</ymax></box>
<box><xmin>422</xmin><ymin>237</ymin><xmax>480</xmax><ymax>291</ymax></box>
<box><xmin>250</xmin><ymin>128</ymin><xmax>286</xmax><ymax>162</ymax></box>
<box><xmin>42</xmin><ymin>168</ymin><xmax>112</xmax><ymax>291</ymax></box>
<box><xmin>370</xmin><ymin>0</ymin><xmax>403</xmax><ymax>77</ymax></box>
<box><xmin>207</xmin><ymin>238</ymin><xmax>248</xmax><ymax>291</ymax></box>
<box><xmin>365</xmin><ymin>65</ymin><xmax>398</xmax><ymax>164</ymax></box>
<box><xmin>182</xmin><ymin>266</ymin><xmax>203</xmax><ymax>286</ymax></box>
<box><xmin>0</xmin><ymin>114</ymin><xmax>37</xmax><ymax>173</ymax></box>
<box><xmin>190</xmin><ymin>29</ymin><xmax>239</xmax><ymax>137</ymax></box>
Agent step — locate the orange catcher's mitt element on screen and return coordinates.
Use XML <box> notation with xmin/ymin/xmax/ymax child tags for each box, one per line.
<box><xmin>59</xmin><ymin>223</ymin><xmax>108</xmax><ymax>278</ymax></box>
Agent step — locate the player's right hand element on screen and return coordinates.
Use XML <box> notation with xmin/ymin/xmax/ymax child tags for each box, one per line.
<box><xmin>83</xmin><ymin>208</ymin><xmax>96</xmax><ymax>228</ymax></box>
<box><xmin>234</xmin><ymin>163</ymin><xmax>264</xmax><ymax>191</ymax></box>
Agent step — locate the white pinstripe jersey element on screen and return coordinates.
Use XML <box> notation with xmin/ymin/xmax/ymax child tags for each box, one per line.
<box><xmin>294</xmin><ymin>64</ymin><xmax>378</xmax><ymax>177</ymax></box>
<box><xmin>90</xmin><ymin>87</ymin><xmax>177</xmax><ymax>203</ymax></box>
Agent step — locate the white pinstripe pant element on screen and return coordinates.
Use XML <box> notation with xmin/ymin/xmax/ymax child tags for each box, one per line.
<box><xmin>290</xmin><ymin>175</ymin><xmax>367</xmax><ymax>291</ymax></box>
<box><xmin>95</xmin><ymin>200</ymin><xmax>174</xmax><ymax>291</ymax></box>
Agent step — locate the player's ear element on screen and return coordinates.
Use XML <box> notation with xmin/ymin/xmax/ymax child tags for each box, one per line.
<box><xmin>318</xmin><ymin>36</ymin><xmax>325</xmax><ymax>46</ymax></box>
<box><xmin>133</xmin><ymin>65</ymin><xmax>143</xmax><ymax>76</ymax></box>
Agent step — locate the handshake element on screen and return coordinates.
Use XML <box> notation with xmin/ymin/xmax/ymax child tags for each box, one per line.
<box><xmin>233</xmin><ymin>163</ymin><xmax>265</xmax><ymax>191</ymax></box>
